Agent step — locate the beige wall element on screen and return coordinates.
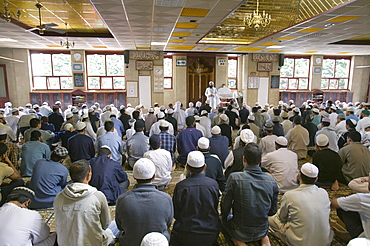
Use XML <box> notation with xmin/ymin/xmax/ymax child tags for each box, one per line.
<box><xmin>0</xmin><ymin>48</ymin><xmax>31</xmax><ymax>107</ymax></box>
<box><xmin>350</xmin><ymin>56</ymin><xmax>370</xmax><ymax>103</ymax></box>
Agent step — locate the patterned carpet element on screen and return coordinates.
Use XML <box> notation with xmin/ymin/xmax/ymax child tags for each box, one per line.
<box><xmin>37</xmin><ymin>165</ymin><xmax>354</xmax><ymax>246</ymax></box>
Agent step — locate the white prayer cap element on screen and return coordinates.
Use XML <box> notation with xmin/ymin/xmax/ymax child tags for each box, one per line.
<box><xmin>148</xmin><ymin>107</ymin><xmax>154</xmax><ymax>113</ymax></box>
<box><xmin>240</xmin><ymin>129</ymin><xmax>254</xmax><ymax>144</ymax></box>
<box><xmin>75</xmin><ymin>122</ymin><xmax>86</xmax><ymax>131</ymax></box>
<box><xmin>100</xmin><ymin>145</ymin><xmax>111</xmax><ymax>152</ymax></box>
<box><xmin>88</xmin><ymin>108</ymin><xmax>94</xmax><ymax>113</ymax></box>
<box><xmin>312</xmin><ymin>108</ymin><xmax>319</xmax><ymax>113</ymax></box>
<box><xmin>133</xmin><ymin>158</ymin><xmax>156</xmax><ymax>180</ymax></box>
<box><xmin>209</xmin><ymin>81</ymin><xmax>214</xmax><ymax>85</ymax></box>
<box><xmin>197</xmin><ymin>137</ymin><xmax>210</xmax><ymax>149</ymax></box>
<box><xmin>211</xmin><ymin>126</ymin><xmax>221</xmax><ymax>135</ymax></box>
<box><xmin>187</xmin><ymin>151</ymin><xmax>205</xmax><ymax>168</ymax></box>
<box><xmin>64</xmin><ymin>123</ymin><xmax>73</xmax><ymax>131</ymax></box>
<box><xmin>347</xmin><ymin>238</ymin><xmax>370</xmax><ymax>246</ymax></box>
<box><xmin>29</xmin><ymin>109</ymin><xmax>36</xmax><ymax>113</ymax></box>
<box><xmin>55</xmin><ymin>101</ymin><xmax>62</xmax><ymax>105</ymax></box>
<box><xmin>26</xmin><ymin>103</ymin><xmax>32</xmax><ymax>107</ymax></box>
<box><xmin>248</xmin><ymin>114</ymin><xmax>255</xmax><ymax>121</ymax></box>
<box><xmin>43</xmin><ymin>102</ymin><xmax>48</xmax><ymax>106</ymax></box>
<box><xmin>66</xmin><ymin>113</ymin><xmax>73</xmax><ymax>119</ymax></box>
<box><xmin>160</xmin><ymin>106</ymin><xmax>166</xmax><ymax>111</ymax></box>
<box><xmin>201</xmin><ymin>110</ymin><xmax>208</xmax><ymax>116</ymax></box>
<box><xmin>301</xmin><ymin>163</ymin><xmax>319</xmax><ymax>178</ymax></box>
<box><xmin>127</xmin><ymin>103</ymin><xmax>132</xmax><ymax>107</ymax></box>
<box><xmin>316</xmin><ymin>134</ymin><xmax>329</xmax><ymax>147</ymax></box>
<box><xmin>167</xmin><ymin>109</ymin><xmax>174</xmax><ymax>114</ymax></box>
<box><xmin>189</xmin><ymin>102</ymin><xmax>194</xmax><ymax>107</ymax></box>
<box><xmin>293</xmin><ymin>108</ymin><xmax>300</xmax><ymax>113</ymax></box>
<box><xmin>220</xmin><ymin>114</ymin><xmax>228</xmax><ymax>122</ymax></box>
<box><xmin>194</xmin><ymin>115</ymin><xmax>200</xmax><ymax>121</ymax></box>
<box><xmin>4</xmin><ymin>102</ymin><xmax>11</xmax><ymax>107</ymax></box>
<box><xmin>159</xmin><ymin>120</ymin><xmax>170</xmax><ymax>128</ymax></box>
<box><xmin>157</xmin><ymin>111</ymin><xmax>165</xmax><ymax>119</ymax></box>
<box><xmin>140</xmin><ymin>232</ymin><xmax>169</xmax><ymax>246</ymax></box>
<box><xmin>81</xmin><ymin>114</ymin><xmax>89</xmax><ymax>119</ymax></box>
<box><xmin>275</xmin><ymin>137</ymin><xmax>288</xmax><ymax>146</ymax></box>
<box><xmin>11</xmin><ymin>108</ymin><xmax>18</xmax><ymax>113</ymax></box>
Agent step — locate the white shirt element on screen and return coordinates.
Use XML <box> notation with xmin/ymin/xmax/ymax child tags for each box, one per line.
<box><xmin>329</xmin><ymin>112</ymin><xmax>338</xmax><ymax>128</ymax></box>
<box><xmin>356</xmin><ymin>116</ymin><xmax>370</xmax><ymax>137</ymax></box>
<box><xmin>5</xmin><ymin>115</ymin><xmax>19</xmax><ymax>134</ymax></box>
<box><xmin>269</xmin><ymin>184</ymin><xmax>333</xmax><ymax>246</ymax></box>
<box><xmin>281</xmin><ymin>120</ymin><xmax>293</xmax><ymax>135</ymax></box>
<box><xmin>149</xmin><ymin>120</ymin><xmax>174</xmax><ymax>136</ymax></box>
<box><xmin>338</xmin><ymin>193</ymin><xmax>370</xmax><ymax>239</ymax></box>
<box><xmin>259</xmin><ymin>135</ymin><xmax>278</xmax><ymax>156</ymax></box>
<box><xmin>261</xmin><ymin>148</ymin><xmax>299</xmax><ymax>193</ymax></box>
<box><xmin>199</xmin><ymin>116</ymin><xmax>212</xmax><ymax>138</ymax></box>
<box><xmin>334</xmin><ymin>120</ymin><xmax>347</xmax><ymax>137</ymax></box>
<box><xmin>144</xmin><ymin>149</ymin><xmax>172</xmax><ymax>186</ymax></box>
<box><xmin>0</xmin><ymin>123</ymin><xmax>16</xmax><ymax>141</ymax></box>
<box><xmin>0</xmin><ymin>203</ymin><xmax>52</xmax><ymax>246</ymax></box>
<box><xmin>100</xmin><ymin>111</ymin><xmax>112</xmax><ymax>126</ymax></box>
<box><xmin>195</xmin><ymin>123</ymin><xmax>206</xmax><ymax>137</ymax></box>
<box><xmin>84</xmin><ymin>121</ymin><xmax>97</xmax><ymax>143</ymax></box>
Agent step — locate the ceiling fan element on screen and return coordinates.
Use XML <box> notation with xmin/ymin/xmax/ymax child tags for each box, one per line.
<box><xmin>25</xmin><ymin>3</ymin><xmax>65</xmax><ymax>35</ymax></box>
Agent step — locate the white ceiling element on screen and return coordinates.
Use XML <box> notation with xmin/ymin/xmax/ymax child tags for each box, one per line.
<box><xmin>0</xmin><ymin>0</ymin><xmax>369</xmax><ymax>55</ymax></box>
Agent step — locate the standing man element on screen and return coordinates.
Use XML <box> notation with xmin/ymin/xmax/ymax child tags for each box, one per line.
<box><xmin>67</xmin><ymin>122</ymin><xmax>95</xmax><ymax>162</ymax></box>
<box><xmin>221</xmin><ymin>143</ymin><xmax>279</xmax><ymax>246</ymax></box>
<box><xmin>97</xmin><ymin>121</ymin><xmax>124</xmax><ymax>164</ymax></box>
<box><xmin>20</xmin><ymin>131</ymin><xmax>51</xmax><ymax>177</ymax></box>
<box><xmin>28</xmin><ymin>146</ymin><xmax>69</xmax><ymax>209</ymax></box>
<box><xmin>269</xmin><ymin>163</ymin><xmax>333</xmax><ymax>246</ymax></box>
<box><xmin>54</xmin><ymin>160</ymin><xmax>116</xmax><ymax>245</ymax></box>
<box><xmin>285</xmin><ymin>116</ymin><xmax>310</xmax><ymax>159</ymax></box>
<box><xmin>261</xmin><ymin>136</ymin><xmax>299</xmax><ymax>194</ymax></box>
<box><xmin>205</xmin><ymin>81</ymin><xmax>219</xmax><ymax>109</ymax></box>
<box><xmin>115</xmin><ymin>158</ymin><xmax>173</xmax><ymax>246</ymax></box>
<box><xmin>126</xmin><ymin>120</ymin><xmax>149</xmax><ymax>168</ymax></box>
<box><xmin>171</xmin><ymin>151</ymin><xmax>220</xmax><ymax>245</ymax></box>
<box><xmin>176</xmin><ymin>116</ymin><xmax>203</xmax><ymax>167</ymax></box>
<box><xmin>89</xmin><ymin>145</ymin><xmax>129</xmax><ymax>204</ymax></box>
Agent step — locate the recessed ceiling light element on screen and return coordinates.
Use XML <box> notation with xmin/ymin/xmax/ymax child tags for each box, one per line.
<box><xmin>151</xmin><ymin>42</ymin><xmax>167</xmax><ymax>45</ymax></box>
<box><xmin>266</xmin><ymin>45</ymin><xmax>285</xmax><ymax>49</ymax></box>
<box><xmin>0</xmin><ymin>38</ymin><xmax>18</xmax><ymax>42</ymax></box>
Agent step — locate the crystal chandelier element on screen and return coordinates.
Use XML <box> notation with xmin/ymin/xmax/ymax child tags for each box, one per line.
<box><xmin>1</xmin><ymin>0</ymin><xmax>21</xmax><ymax>22</ymax></box>
<box><xmin>244</xmin><ymin>0</ymin><xmax>271</xmax><ymax>29</ymax></box>
<box><xmin>60</xmin><ymin>23</ymin><xmax>75</xmax><ymax>49</ymax></box>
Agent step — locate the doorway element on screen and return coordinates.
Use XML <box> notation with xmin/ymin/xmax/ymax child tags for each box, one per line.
<box><xmin>0</xmin><ymin>64</ymin><xmax>9</xmax><ymax>107</ymax></box>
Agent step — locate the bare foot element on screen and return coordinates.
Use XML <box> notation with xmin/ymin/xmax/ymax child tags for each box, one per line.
<box><xmin>331</xmin><ymin>180</ymin><xmax>340</xmax><ymax>191</ymax></box>
<box><xmin>231</xmin><ymin>238</ymin><xmax>247</xmax><ymax>246</ymax></box>
<box><xmin>261</xmin><ymin>235</ymin><xmax>271</xmax><ymax>246</ymax></box>
<box><xmin>332</xmin><ymin>227</ymin><xmax>351</xmax><ymax>243</ymax></box>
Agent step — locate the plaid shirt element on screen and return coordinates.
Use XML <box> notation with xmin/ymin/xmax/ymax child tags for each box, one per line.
<box><xmin>158</xmin><ymin>131</ymin><xmax>176</xmax><ymax>162</ymax></box>
<box><xmin>0</xmin><ymin>141</ymin><xmax>21</xmax><ymax>170</ymax></box>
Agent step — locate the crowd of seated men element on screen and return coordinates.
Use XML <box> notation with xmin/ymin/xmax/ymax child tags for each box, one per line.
<box><xmin>0</xmin><ymin>98</ymin><xmax>369</xmax><ymax>245</ymax></box>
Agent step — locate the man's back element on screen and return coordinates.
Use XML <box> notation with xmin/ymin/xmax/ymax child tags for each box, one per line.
<box><xmin>269</xmin><ymin>184</ymin><xmax>333</xmax><ymax>246</ymax></box>
<box><xmin>20</xmin><ymin>141</ymin><xmax>51</xmax><ymax>177</ymax></box>
<box><xmin>126</xmin><ymin>132</ymin><xmax>149</xmax><ymax>167</ymax></box>
<box><xmin>222</xmin><ymin>166</ymin><xmax>278</xmax><ymax>235</ymax></box>
<box><xmin>158</xmin><ymin>131</ymin><xmax>176</xmax><ymax>162</ymax></box>
<box><xmin>97</xmin><ymin>132</ymin><xmax>123</xmax><ymax>163</ymax></box>
<box><xmin>28</xmin><ymin>159</ymin><xmax>68</xmax><ymax>209</ymax></box>
<box><xmin>261</xmin><ymin>148</ymin><xmax>299</xmax><ymax>193</ymax></box>
<box><xmin>177</xmin><ymin>127</ymin><xmax>202</xmax><ymax>162</ymax></box>
<box><xmin>54</xmin><ymin>183</ymin><xmax>111</xmax><ymax>246</ymax></box>
<box><xmin>144</xmin><ymin>149</ymin><xmax>172</xmax><ymax>186</ymax></box>
<box><xmin>89</xmin><ymin>155</ymin><xmax>127</xmax><ymax>203</ymax></box>
<box><xmin>115</xmin><ymin>183</ymin><xmax>173</xmax><ymax>246</ymax></box>
<box><xmin>67</xmin><ymin>134</ymin><xmax>95</xmax><ymax>162</ymax></box>
<box><xmin>209</xmin><ymin>134</ymin><xmax>229</xmax><ymax>165</ymax></box>
<box><xmin>316</xmin><ymin>127</ymin><xmax>339</xmax><ymax>152</ymax></box>
<box><xmin>285</xmin><ymin>125</ymin><xmax>309</xmax><ymax>159</ymax></box>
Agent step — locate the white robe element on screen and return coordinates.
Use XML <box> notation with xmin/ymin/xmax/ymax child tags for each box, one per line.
<box><xmin>205</xmin><ymin>87</ymin><xmax>219</xmax><ymax>109</ymax></box>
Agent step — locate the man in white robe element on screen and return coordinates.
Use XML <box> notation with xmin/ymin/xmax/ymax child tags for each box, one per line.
<box><xmin>205</xmin><ymin>81</ymin><xmax>219</xmax><ymax>109</ymax></box>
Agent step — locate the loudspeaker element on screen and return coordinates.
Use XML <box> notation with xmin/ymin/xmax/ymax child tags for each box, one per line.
<box><xmin>278</xmin><ymin>54</ymin><xmax>285</xmax><ymax>67</ymax></box>
<box><xmin>124</xmin><ymin>50</ymin><xmax>129</xmax><ymax>64</ymax></box>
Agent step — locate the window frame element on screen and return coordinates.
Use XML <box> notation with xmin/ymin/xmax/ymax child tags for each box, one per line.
<box><xmin>320</xmin><ymin>56</ymin><xmax>351</xmax><ymax>90</ymax></box>
<box><xmin>227</xmin><ymin>57</ymin><xmax>238</xmax><ymax>90</ymax></box>
<box><xmin>85</xmin><ymin>51</ymin><xmax>125</xmax><ymax>90</ymax></box>
<box><xmin>30</xmin><ymin>50</ymin><xmax>73</xmax><ymax>91</ymax></box>
<box><xmin>279</xmin><ymin>55</ymin><xmax>311</xmax><ymax>90</ymax></box>
<box><xmin>163</xmin><ymin>55</ymin><xmax>173</xmax><ymax>89</ymax></box>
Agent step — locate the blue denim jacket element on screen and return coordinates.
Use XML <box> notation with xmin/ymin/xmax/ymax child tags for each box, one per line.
<box><xmin>221</xmin><ymin>165</ymin><xmax>279</xmax><ymax>234</ymax></box>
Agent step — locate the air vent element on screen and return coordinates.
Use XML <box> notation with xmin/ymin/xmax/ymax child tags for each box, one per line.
<box><xmin>190</xmin><ymin>20</ymin><xmax>197</xmax><ymax>23</ymax></box>
<box><xmin>155</xmin><ymin>0</ymin><xmax>185</xmax><ymax>7</ymax></box>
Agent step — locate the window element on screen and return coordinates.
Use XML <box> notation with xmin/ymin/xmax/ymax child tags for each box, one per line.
<box><xmin>31</xmin><ymin>52</ymin><xmax>73</xmax><ymax>90</ymax></box>
<box><xmin>164</xmin><ymin>57</ymin><xmax>173</xmax><ymax>89</ymax></box>
<box><xmin>320</xmin><ymin>57</ymin><xmax>351</xmax><ymax>90</ymax></box>
<box><xmin>227</xmin><ymin>58</ymin><xmax>237</xmax><ymax>89</ymax></box>
<box><xmin>86</xmin><ymin>53</ymin><xmax>125</xmax><ymax>90</ymax></box>
<box><xmin>280</xmin><ymin>57</ymin><xmax>310</xmax><ymax>90</ymax></box>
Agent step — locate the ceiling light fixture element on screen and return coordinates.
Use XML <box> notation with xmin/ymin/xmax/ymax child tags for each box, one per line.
<box><xmin>244</xmin><ymin>0</ymin><xmax>271</xmax><ymax>29</ymax></box>
<box><xmin>60</xmin><ymin>23</ymin><xmax>74</xmax><ymax>49</ymax></box>
<box><xmin>151</xmin><ymin>42</ymin><xmax>167</xmax><ymax>45</ymax></box>
<box><xmin>1</xmin><ymin>0</ymin><xmax>21</xmax><ymax>22</ymax></box>
<box><xmin>266</xmin><ymin>45</ymin><xmax>285</xmax><ymax>49</ymax></box>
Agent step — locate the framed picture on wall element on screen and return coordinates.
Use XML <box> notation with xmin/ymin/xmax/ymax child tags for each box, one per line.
<box><xmin>126</xmin><ymin>81</ymin><xmax>137</xmax><ymax>97</ymax></box>
<box><xmin>257</xmin><ymin>62</ymin><xmax>272</xmax><ymax>72</ymax></box>
<box><xmin>271</xmin><ymin>75</ymin><xmax>280</xmax><ymax>88</ymax></box>
<box><xmin>176</xmin><ymin>59</ymin><xmax>186</xmax><ymax>66</ymax></box>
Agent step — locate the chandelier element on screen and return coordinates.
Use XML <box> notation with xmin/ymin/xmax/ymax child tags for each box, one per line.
<box><xmin>60</xmin><ymin>23</ymin><xmax>75</xmax><ymax>49</ymax></box>
<box><xmin>244</xmin><ymin>0</ymin><xmax>271</xmax><ymax>29</ymax></box>
<box><xmin>1</xmin><ymin>0</ymin><xmax>21</xmax><ymax>22</ymax></box>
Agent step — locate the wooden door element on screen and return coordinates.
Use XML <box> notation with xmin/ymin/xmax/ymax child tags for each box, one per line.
<box><xmin>0</xmin><ymin>65</ymin><xmax>9</xmax><ymax>107</ymax></box>
<box><xmin>187</xmin><ymin>57</ymin><xmax>215</xmax><ymax>104</ymax></box>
